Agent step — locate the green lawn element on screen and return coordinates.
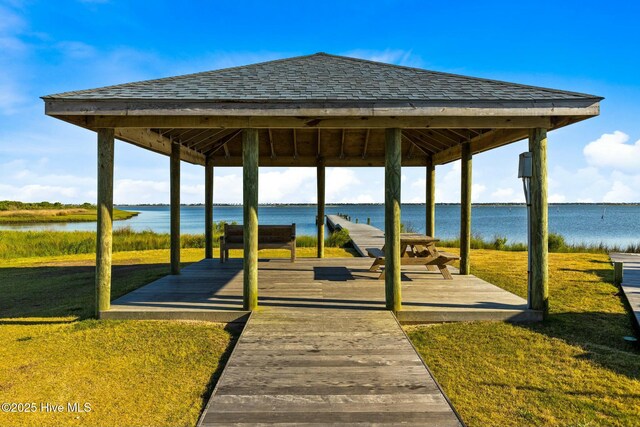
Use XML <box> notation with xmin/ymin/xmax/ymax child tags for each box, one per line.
<box><xmin>1</xmin><ymin>246</ymin><xmax>638</xmax><ymax>426</ymax></box>
<box><xmin>407</xmin><ymin>250</ymin><xmax>640</xmax><ymax>427</ymax></box>
<box><xmin>0</xmin><ymin>247</ymin><xmax>353</xmax><ymax>427</ymax></box>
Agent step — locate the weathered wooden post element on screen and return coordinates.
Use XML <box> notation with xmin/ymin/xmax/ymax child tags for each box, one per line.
<box><xmin>96</xmin><ymin>128</ymin><xmax>114</xmax><ymax>316</ymax></box>
<box><xmin>170</xmin><ymin>140</ymin><xmax>181</xmax><ymax>275</ymax></box>
<box><xmin>529</xmin><ymin>128</ymin><xmax>549</xmax><ymax>316</ymax></box>
<box><xmin>243</xmin><ymin>129</ymin><xmax>259</xmax><ymax>310</ymax></box>
<box><xmin>460</xmin><ymin>141</ymin><xmax>472</xmax><ymax>275</ymax></box>
<box><xmin>205</xmin><ymin>159</ymin><xmax>214</xmax><ymax>259</ymax></box>
<box><xmin>385</xmin><ymin>128</ymin><xmax>402</xmax><ymax>312</ymax></box>
<box><xmin>317</xmin><ymin>160</ymin><xmax>325</xmax><ymax>258</ymax></box>
<box><xmin>426</xmin><ymin>158</ymin><xmax>436</xmax><ymax>236</ymax></box>
<box><xmin>613</xmin><ymin>262</ymin><xmax>624</xmax><ymax>285</ymax></box>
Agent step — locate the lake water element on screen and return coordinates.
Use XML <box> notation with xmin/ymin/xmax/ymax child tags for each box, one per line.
<box><xmin>2</xmin><ymin>204</ymin><xmax>639</xmax><ymax>247</ymax></box>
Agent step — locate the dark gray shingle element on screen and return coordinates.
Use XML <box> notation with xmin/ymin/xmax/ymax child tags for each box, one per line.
<box><xmin>43</xmin><ymin>53</ymin><xmax>600</xmax><ymax>102</ymax></box>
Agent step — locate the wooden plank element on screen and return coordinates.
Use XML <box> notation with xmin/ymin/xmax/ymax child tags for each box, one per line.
<box><xmin>243</xmin><ymin>129</ymin><xmax>259</xmax><ymax>310</ymax></box>
<box><xmin>529</xmin><ymin>128</ymin><xmax>549</xmax><ymax>316</ymax></box>
<box><xmin>204</xmin><ymin>160</ymin><xmax>213</xmax><ymax>259</ymax></box>
<box><xmin>433</xmin><ymin>128</ymin><xmax>529</xmax><ymax>165</ymax></box>
<box><xmin>609</xmin><ymin>253</ymin><xmax>640</xmax><ymax>330</ymax></box>
<box><xmin>170</xmin><ymin>140</ymin><xmax>181</xmax><ymax>275</ymax></box>
<box><xmin>80</xmin><ymin>114</ymin><xmax>560</xmax><ymax>129</ymax></box>
<box><xmin>385</xmin><ymin>128</ymin><xmax>402</xmax><ymax>312</ymax></box>
<box><xmin>96</xmin><ymin>128</ymin><xmax>114</xmax><ymax>315</ymax></box>
<box><xmin>207</xmin><ymin>155</ymin><xmax>431</xmax><ymax>167</ymax></box>
<box><xmin>114</xmin><ymin>127</ymin><xmax>205</xmax><ymax>165</ymax></box>
<box><xmin>198</xmin><ymin>309</ymin><xmax>463</xmax><ymax>426</ymax></box>
<box><xmin>45</xmin><ymin>98</ymin><xmax>600</xmax><ymax>122</ymax></box>
<box><xmin>103</xmin><ymin>256</ymin><xmax>540</xmax><ymax>323</ymax></box>
<box><xmin>460</xmin><ymin>141</ymin><xmax>472</xmax><ymax>275</ymax></box>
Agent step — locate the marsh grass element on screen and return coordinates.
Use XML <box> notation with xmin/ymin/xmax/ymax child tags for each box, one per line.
<box><xmin>0</xmin><ymin>225</ymin><xmax>349</xmax><ymax>259</ymax></box>
<box><xmin>0</xmin><ymin>205</ymin><xmax>137</xmax><ymax>224</ymax></box>
<box><xmin>407</xmin><ymin>249</ymin><xmax>640</xmax><ymax>427</ymax></box>
<box><xmin>435</xmin><ymin>232</ymin><xmax>640</xmax><ymax>254</ymax></box>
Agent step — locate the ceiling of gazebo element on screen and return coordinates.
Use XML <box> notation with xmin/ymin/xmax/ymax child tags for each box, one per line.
<box><xmin>43</xmin><ymin>53</ymin><xmax>602</xmax><ymax>167</ymax></box>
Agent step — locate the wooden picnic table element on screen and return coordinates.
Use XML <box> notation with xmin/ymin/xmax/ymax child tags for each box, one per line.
<box><xmin>367</xmin><ymin>233</ymin><xmax>460</xmax><ymax>280</ymax></box>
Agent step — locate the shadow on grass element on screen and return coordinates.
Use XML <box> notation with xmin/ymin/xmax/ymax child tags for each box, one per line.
<box><xmin>0</xmin><ymin>262</ymin><xmax>191</xmax><ymax>320</ymax></box>
<box><xmin>519</xmin><ymin>311</ymin><xmax>639</xmax><ymax>380</ymax></box>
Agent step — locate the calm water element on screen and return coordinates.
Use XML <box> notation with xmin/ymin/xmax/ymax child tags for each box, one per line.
<box><xmin>2</xmin><ymin>204</ymin><xmax>639</xmax><ymax>246</ymax></box>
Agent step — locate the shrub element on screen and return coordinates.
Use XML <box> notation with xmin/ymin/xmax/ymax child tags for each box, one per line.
<box><xmin>327</xmin><ymin>228</ymin><xmax>351</xmax><ymax>248</ymax></box>
<box><xmin>493</xmin><ymin>236</ymin><xmax>508</xmax><ymax>251</ymax></box>
<box><xmin>548</xmin><ymin>233</ymin><xmax>567</xmax><ymax>252</ymax></box>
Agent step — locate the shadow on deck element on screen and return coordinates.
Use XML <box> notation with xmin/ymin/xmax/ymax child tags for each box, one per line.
<box><xmin>102</xmin><ymin>257</ymin><xmax>541</xmax><ymax>323</ymax></box>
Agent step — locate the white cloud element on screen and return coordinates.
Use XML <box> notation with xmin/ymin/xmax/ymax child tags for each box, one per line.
<box><xmin>491</xmin><ymin>187</ymin><xmax>515</xmax><ymax>199</ymax></box>
<box><xmin>583</xmin><ymin>131</ymin><xmax>640</xmax><ymax>172</ymax></box>
<box><xmin>549</xmin><ymin>193</ymin><xmax>567</xmax><ymax>203</ymax></box>
<box><xmin>603</xmin><ymin>181</ymin><xmax>636</xmax><ymax>202</ymax></box>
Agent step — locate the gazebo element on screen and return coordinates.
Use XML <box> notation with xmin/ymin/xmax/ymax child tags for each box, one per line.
<box><xmin>43</xmin><ymin>53</ymin><xmax>602</xmax><ymax>317</ymax></box>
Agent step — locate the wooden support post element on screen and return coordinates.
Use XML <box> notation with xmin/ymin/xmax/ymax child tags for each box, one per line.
<box><xmin>317</xmin><ymin>160</ymin><xmax>325</xmax><ymax>258</ymax></box>
<box><xmin>205</xmin><ymin>159</ymin><xmax>214</xmax><ymax>259</ymax></box>
<box><xmin>96</xmin><ymin>128</ymin><xmax>114</xmax><ymax>316</ymax></box>
<box><xmin>170</xmin><ymin>140</ymin><xmax>181</xmax><ymax>275</ymax></box>
<box><xmin>529</xmin><ymin>128</ymin><xmax>549</xmax><ymax>316</ymax></box>
<box><xmin>460</xmin><ymin>141</ymin><xmax>472</xmax><ymax>275</ymax></box>
<box><xmin>426</xmin><ymin>158</ymin><xmax>435</xmax><ymax>236</ymax></box>
<box><xmin>385</xmin><ymin>128</ymin><xmax>402</xmax><ymax>312</ymax></box>
<box><xmin>243</xmin><ymin>129</ymin><xmax>259</xmax><ymax>310</ymax></box>
<box><xmin>613</xmin><ymin>262</ymin><xmax>624</xmax><ymax>286</ymax></box>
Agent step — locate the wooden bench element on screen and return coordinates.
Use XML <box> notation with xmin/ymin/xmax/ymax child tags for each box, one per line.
<box><xmin>220</xmin><ymin>224</ymin><xmax>296</xmax><ymax>263</ymax></box>
<box><xmin>367</xmin><ymin>246</ymin><xmax>460</xmax><ymax>280</ymax></box>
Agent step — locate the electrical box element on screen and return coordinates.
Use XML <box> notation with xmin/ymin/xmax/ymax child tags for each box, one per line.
<box><xmin>518</xmin><ymin>152</ymin><xmax>532</xmax><ymax>178</ymax></box>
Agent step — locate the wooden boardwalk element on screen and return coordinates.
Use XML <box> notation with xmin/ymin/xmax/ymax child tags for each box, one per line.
<box><xmin>198</xmin><ymin>309</ymin><xmax>463</xmax><ymax>426</ymax></box>
<box><xmin>610</xmin><ymin>253</ymin><xmax>640</xmax><ymax>329</ymax></box>
<box><xmin>327</xmin><ymin>214</ymin><xmax>385</xmax><ymax>257</ymax></box>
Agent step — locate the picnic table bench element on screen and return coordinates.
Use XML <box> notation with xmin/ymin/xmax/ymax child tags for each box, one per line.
<box><xmin>367</xmin><ymin>233</ymin><xmax>460</xmax><ymax>279</ymax></box>
<box><xmin>220</xmin><ymin>223</ymin><xmax>296</xmax><ymax>263</ymax></box>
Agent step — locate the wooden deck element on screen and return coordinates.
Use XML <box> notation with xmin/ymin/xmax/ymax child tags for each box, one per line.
<box><xmin>610</xmin><ymin>253</ymin><xmax>640</xmax><ymax>330</ymax></box>
<box><xmin>102</xmin><ymin>257</ymin><xmax>541</xmax><ymax>323</ymax></box>
<box><xmin>327</xmin><ymin>214</ymin><xmax>384</xmax><ymax>256</ymax></box>
<box><xmin>198</xmin><ymin>309</ymin><xmax>463</xmax><ymax>426</ymax></box>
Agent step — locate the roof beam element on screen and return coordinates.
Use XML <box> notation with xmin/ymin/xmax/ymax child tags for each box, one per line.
<box><xmin>362</xmin><ymin>129</ymin><xmax>370</xmax><ymax>159</ymax></box>
<box><xmin>190</xmin><ymin>129</ymin><xmax>235</xmax><ymax>151</ymax></box>
<box><xmin>81</xmin><ymin>115</ymin><xmax>554</xmax><ymax>129</ymax></box>
<box><xmin>268</xmin><ymin>129</ymin><xmax>276</xmax><ymax>159</ymax></box>
<box><xmin>115</xmin><ymin>128</ymin><xmax>205</xmax><ymax>165</ymax></box>
<box><xmin>433</xmin><ymin>128</ymin><xmax>529</xmax><ymax>165</ymax></box>
<box><xmin>293</xmin><ymin>129</ymin><xmax>298</xmax><ymax>159</ymax></box>
<box><xmin>208</xmin><ymin>155</ymin><xmax>430</xmax><ymax>167</ymax></box>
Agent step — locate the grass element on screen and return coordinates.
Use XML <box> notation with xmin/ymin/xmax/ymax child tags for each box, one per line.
<box><xmin>0</xmin><ymin>226</ymin><xmax>351</xmax><ymax>259</ymax></box>
<box><xmin>407</xmin><ymin>249</ymin><xmax>640</xmax><ymax>427</ymax></box>
<box><xmin>435</xmin><ymin>232</ymin><xmax>640</xmax><ymax>254</ymax></box>
<box><xmin>2</xmin><ymin>230</ymin><xmax>637</xmax><ymax>426</ymax></box>
<box><xmin>0</xmin><ymin>247</ymin><xmax>352</xmax><ymax>427</ymax></box>
<box><xmin>0</xmin><ymin>207</ymin><xmax>137</xmax><ymax>224</ymax></box>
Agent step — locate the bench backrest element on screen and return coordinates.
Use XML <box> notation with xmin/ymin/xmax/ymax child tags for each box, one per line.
<box><xmin>223</xmin><ymin>223</ymin><xmax>296</xmax><ymax>244</ymax></box>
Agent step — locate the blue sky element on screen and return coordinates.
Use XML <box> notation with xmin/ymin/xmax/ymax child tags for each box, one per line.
<box><xmin>1</xmin><ymin>0</ymin><xmax>640</xmax><ymax>204</ymax></box>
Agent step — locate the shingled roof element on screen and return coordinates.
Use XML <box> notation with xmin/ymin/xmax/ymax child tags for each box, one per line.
<box><xmin>43</xmin><ymin>52</ymin><xmax>600</xmax><ymax>103</ymax></box>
